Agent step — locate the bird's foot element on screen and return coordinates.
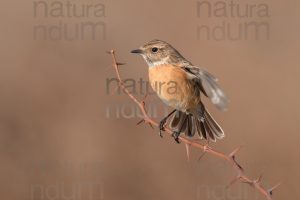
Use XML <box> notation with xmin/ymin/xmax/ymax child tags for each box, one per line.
<box><xmin>172</xmin><ymin>131</ymin><xmax>181</xmax><ymax>144</ymax></box>
<box><xmin>159</xmin><ymin>119</ymin><xmax>167</xmax><ymax>138</ymax></box>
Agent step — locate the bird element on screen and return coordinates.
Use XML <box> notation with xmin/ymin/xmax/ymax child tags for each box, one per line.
<box><xmin>131</xmin><ymin>39</ymin><xmax>228</xmax><ymax>143</ymax></box>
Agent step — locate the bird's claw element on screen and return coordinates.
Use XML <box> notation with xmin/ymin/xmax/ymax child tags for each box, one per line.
<box><xmin>172</xmin><ymin>131</ymin><xmax>181</xmax><ymax>144</ymax></box>
<box><xmin>159</xmin><ymin>119</ymin><xmax>166</xmax><ymax>138</ymax></box>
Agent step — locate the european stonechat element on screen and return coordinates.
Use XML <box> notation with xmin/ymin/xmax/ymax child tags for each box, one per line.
<box><xmin>131</xmin><ymin>39</ymin><xmax>228</xmax><ymax>143</ymax></box>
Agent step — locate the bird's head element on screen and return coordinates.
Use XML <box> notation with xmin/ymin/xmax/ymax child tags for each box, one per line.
<box><xmin>131</xmin><ymin>39</ymin><xmax>185</xmax><ymax>67</ymax></box>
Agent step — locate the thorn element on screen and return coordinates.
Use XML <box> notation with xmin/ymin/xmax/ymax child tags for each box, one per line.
<box><xmin>226</xmin><ymin>176</ymin><xmax>240</xmax><ymax>189</ymax></box>
<box><xmin>197</xmin><ymin>152</ymin><xmax>206</xmax><ymax>161</ymax></box>
<box><xmin>198</xmin><ymin>145</ymin><xmax>210</xmax><ymax>161</ymax></box>
<box><xmin>185</xmin><ymin>143</ymin><xmax>191</xmax><ymax>161</ymax></box>
<box><xmin>106</xmin><ymin>50</ymin><xmax>114</xmax><ymax>54</ymax></box>
<box><xmin>136</xmin><ymin>119</ymin><xmax>145</xmax><ymax>125</ymax></box>
<box><xmin>229</xmin><ymin>146</ymin><xmax>243</xmax><ymax>171</ymax></box>
<box><xmin>268</xmin><ymin>182</ymin><xmax>281</xmax><ymax>196</ymax></box>
<box><xmin>141</xmin><ymin>101</ymin><xmax>146</xmax><ymax>107</ymax></box>
<box><xmin>136</xmin><ymin>119</ymin><xmax>154</xmax><ymax>129</ymax></box>
<box><xmin>142</xmin><ymin>94</ymin><xmax>148</xmax><ymax>102</ymax></box>
<box><xmin>255</xmin><ymin>174</ymin><xmax>263</xmax><ymax>183</ymax></box>
<box><xmin>147</xmin><ymin>122</ymin><xmax>154</xmax><ymax>129</ymax></box>
<box><xmin>203</xmin><ymin>144</ymin><xmax>211</xmax><ymax>152</ymax></box>
<box><xmin>229</xmin><ymin>146</ymin><xmax>242</xmax><ymax>157</ymax></box>
<box><xmin>232</xmin><ymin>156</ymin><xmax>244</xmax><ymax>171</ymax></box>
<box><xmin>116</xmin><ymin>62</ymin><xmax>126</xmax><ymax>66</ymax></box>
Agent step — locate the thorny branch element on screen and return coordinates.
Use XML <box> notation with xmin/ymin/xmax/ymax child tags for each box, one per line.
<box><xmin>108</xmin><ymin>50</ymin><xmax>280</xmax><ymax>200</ymax></box>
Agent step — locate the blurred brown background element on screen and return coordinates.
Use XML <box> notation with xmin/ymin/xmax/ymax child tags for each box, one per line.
<box><xmin>0</xmin><ymin>0</ymin><xmax>299</xmax><ymax>200</ymax></box>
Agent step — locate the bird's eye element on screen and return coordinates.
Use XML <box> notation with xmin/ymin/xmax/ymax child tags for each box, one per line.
<box><xmin>151</xmin><ymin>47</ymin><xmax>158</xmax><ymax>53</ymax></box>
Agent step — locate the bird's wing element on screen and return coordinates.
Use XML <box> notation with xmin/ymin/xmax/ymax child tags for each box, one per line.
<box><xmin>181</xmin><ymin>65</ymin><xmax>229</xmax><ymax>111</ymax></box>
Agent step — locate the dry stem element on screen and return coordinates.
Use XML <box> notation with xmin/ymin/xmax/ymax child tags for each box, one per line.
<box><xmin>108</xmin><ymin>50</ymin><xmax>280</xmax><ymax>200</ymax></box>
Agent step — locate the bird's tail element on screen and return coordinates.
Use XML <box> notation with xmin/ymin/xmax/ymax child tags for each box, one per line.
<box><xmin>169</xmin><ymin>104</ymin><xmax>224</xmax><ymax>141</ymax></box>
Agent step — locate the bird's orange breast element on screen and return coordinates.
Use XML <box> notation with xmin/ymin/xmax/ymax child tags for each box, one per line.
<box><xmin>148</xmin><ymin>64</ymin><xmax>200</xmax><ymax>111</ymax></box>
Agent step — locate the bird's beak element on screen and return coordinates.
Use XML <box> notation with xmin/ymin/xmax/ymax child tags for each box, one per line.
<box><xmin>130</xmin><ymin>49</ymin><xmax>143</xmax><ymax>54</ymax></box>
